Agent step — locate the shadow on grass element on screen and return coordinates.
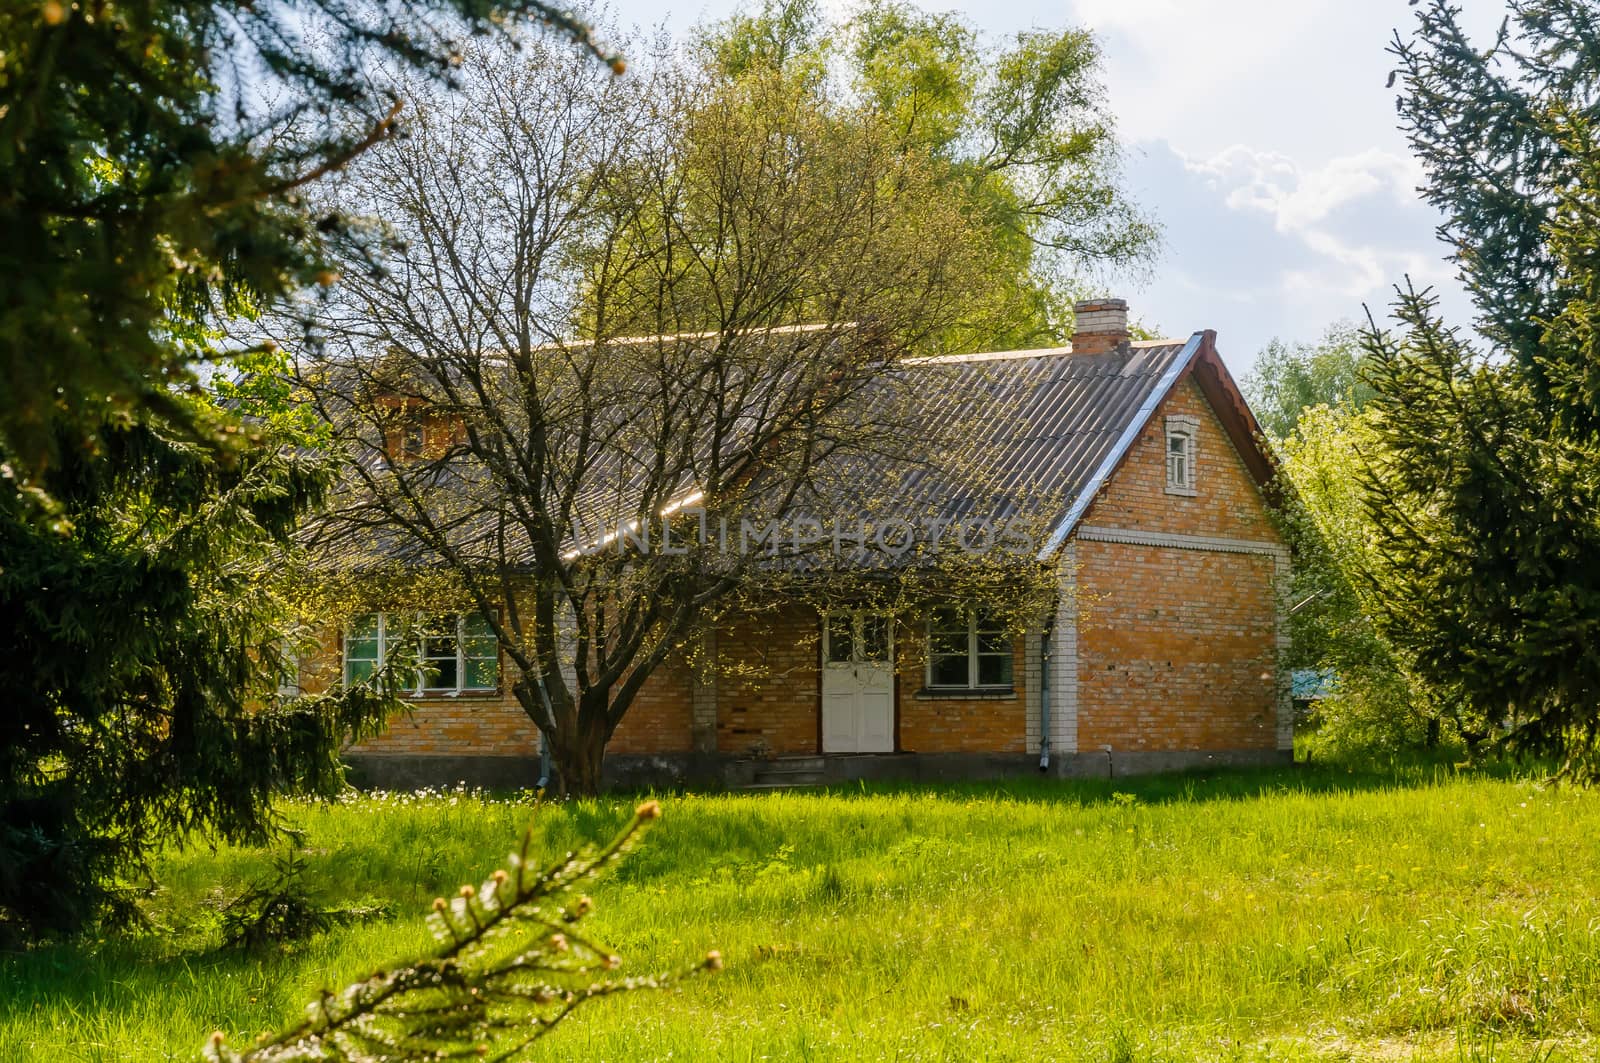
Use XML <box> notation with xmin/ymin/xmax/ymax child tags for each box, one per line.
<box><xmin>0</xmin><ymin>933</ymin><xmax>301</xmax><ymax>1027</ymax></box>
<box><xmin>624</xmin><ymin>751</ymin><xmax>1550</xmax><ymax>809</ymax></box>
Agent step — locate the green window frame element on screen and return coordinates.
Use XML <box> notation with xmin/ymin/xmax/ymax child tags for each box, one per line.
<box><xmin>343</xmin><ymin>611</ymin><xmax>499</xmax><ymax>695</ymax></box>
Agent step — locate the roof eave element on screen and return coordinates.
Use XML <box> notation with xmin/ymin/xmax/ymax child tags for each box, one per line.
<box><xmin>1034</xmin><ymin>331</ymin><xmax>1206</xmax><ymax>561</ymax></box>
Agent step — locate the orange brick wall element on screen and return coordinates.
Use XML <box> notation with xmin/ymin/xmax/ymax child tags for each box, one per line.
<box><xmin>1081</xmin><ymin>376</ymin><xmax>1277</xmax><ymax>542</ymax></box>
<box><xmin>608</xmin><ymin>661</ymin><xmax>695</xmax><ymax>754</ymax></box>
<box><xmin>1075</xmin><ymin>541</ymin><xmax>1277</xmax><ymax>750</ymax></box>
<box><xmin>1071</xmin><ymin>371</ymin><xmax>1284</xmax><ymax>752</ymax></box>
<box><xmin>316</xmin><ymin>624</ymin><xmax>694</xmax><ymax>758</ymax></box>
<box><xmin>895</xmin><ymin>625</ymin><xmax>1028</xmax><ymax>753</ymax></box>
<box><xmin>352</xmin><ymin>695</ymin><xmax>545</xmax><ymax>757</ymax></box>
<box><xmin>715</xmin><ymin>606</ymin><xmax>820</xmax><ymax>755</ymax></box>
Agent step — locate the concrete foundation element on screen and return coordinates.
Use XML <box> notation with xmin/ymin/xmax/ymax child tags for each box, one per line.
<box><xmin>343</xmin><ymin>748</ymin><xmax>1294</xmax><ymax>792</ymax></box>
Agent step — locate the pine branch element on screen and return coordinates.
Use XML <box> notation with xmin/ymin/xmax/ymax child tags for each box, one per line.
<box><xmin>204</xmin><ymin>801</ymin><xmax>721</xmax><ymax>1061</ymax></box>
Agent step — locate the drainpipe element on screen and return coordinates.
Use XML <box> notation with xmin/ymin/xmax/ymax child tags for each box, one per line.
<box><xmin>1039</xmin><ymin>625</ymin><xmax>1052</xmax><ymax>772</ymax></box>
<box><xmin>537</xmin><ymin>733</ymin><xmax>552</xmax><ymax>791</ymax></box>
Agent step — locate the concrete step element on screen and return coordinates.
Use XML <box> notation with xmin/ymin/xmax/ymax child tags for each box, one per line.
<box><xmin>754</xmin><ymin>757</ymin><xmax>826</xmax><ymax>774</ymax></box>
<box><xmin>741</xmin><ymin>776</ymin><xmax>826</xmax><ymax>790</ymax></box>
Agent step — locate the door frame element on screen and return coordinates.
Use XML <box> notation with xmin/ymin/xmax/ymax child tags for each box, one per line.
<box><xmin>818</xmin><ymin>610</ymin><xmax>898</xmax><ymax>754</ymax></box>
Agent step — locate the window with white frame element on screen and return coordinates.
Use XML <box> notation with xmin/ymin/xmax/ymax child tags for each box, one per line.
<box><xmin>401</xmin><ymin>423</ymin><xmax>425</xmax><ymax>459</ymax></box>
<box><xmin>1165</xmin><ymin>415</ymin><xmax>1199</xmax><ymax>495</ymax></box>
<box><xmin>926</xmin><ymin>608</ymin><xmax>1013</xmax><ymax>689</ymax></box>
<box><xmin>343</xmin><ymin>612</ymin><xmax>499</xmax><ymax>695</ymax></box>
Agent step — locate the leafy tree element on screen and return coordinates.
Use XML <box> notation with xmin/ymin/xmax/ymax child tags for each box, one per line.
<box><xmin>0</xmin><ymin>357</ymin><xmax>402</xmax><ymax>939</ymax></box>
<box><xmin>1244</xmin><ymin>323</ymin><xmax>1375</xmax><ymax>441</ymax></box>
<box><xmin>0</xmin><ymin>0</ymin><xmax>615</xmax><ymax>480</ymax></box>
<box><xmin>290</xmin><ymin>35</ymin><xmax>1062</xmax><ymax>796</ymax></box>
<box><xmin>0</xmin><ymin>0</ymin><xmax>620</xmax><ymax>937</ymax></box>
<box><xmin>1273</xmin><ymin>404</ymin><xmax>1449</xmax><ymax>759</ymax></box>
<box><xmin>696</xmin><ymin>0</ymin><xmax>1158</xmax><ymax>351</ymax></box>
<box><xmin>1361</xmin><ymin>0</ymin><xmax>1600</xmax><ymax>776</ymax></box>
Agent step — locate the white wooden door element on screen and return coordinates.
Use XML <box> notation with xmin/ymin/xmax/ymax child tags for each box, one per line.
<box><xmin>821</xmin><ymin>613</ymin><xmax>895</xmax><ymax>753</ymax></box>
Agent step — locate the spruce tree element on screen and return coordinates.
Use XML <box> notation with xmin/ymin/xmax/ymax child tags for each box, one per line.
<box><xmin>1364</xmin><ymin>0</ymin><xmax>1600</xmax><ymax>775</ymax></box>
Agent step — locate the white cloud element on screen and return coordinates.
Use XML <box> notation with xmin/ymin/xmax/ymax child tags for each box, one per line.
<box><xmin>1186</xmin><ymin>146</ymin><xmax>1423</xmax><ymax>232</ymax></box>
<box><xmin>1171</xmin><ymin>144</ymin><xmax>1445</xmax><ymax>300</ymax></box>
<box><xmin>1120</xmin><ymin>139</ymin><xmax>1470</xmax><ymax>369</ymax></box>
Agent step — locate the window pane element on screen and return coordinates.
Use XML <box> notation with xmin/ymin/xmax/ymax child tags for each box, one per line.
<box><xmin>930</xmin><ymin>653</ymin><xmax>969</xmax><ymax>687</ymax></box>
<box><xmin>462</xmin><ymin>612</ymin><xmax>495</xmax><ymax>638</ymax></box>
<box><xmin>859</xmin><ymin>615</ymin><xmax>889</xmax><ymax>662</ymax></box>
<box><xmin>345</xmin><ymin>637</ymin><xmax>380</xmax><ymax>659</ymax></box>
<box><xmin>826</xmin><ymin>615</ymin><xmax>852</xmax><ymax>663</ymax></box>
<box><xmin>1167</xmin><ymin>433</ymin><xmax>1190</xmax><ymax>487</ymax></box>
<box><xmin>977</xmin><ymin>653</ymin><xmax>1013</xmax><ymax>687</ymax></box>
<box><xmin>344</xmin><ymin>613</ymin><xmax>381</xmax><ymax>686</ymax></box>
<box><xmin>464</xmin><ymin>657</ymin><xmax>499</xmax><ymax>690</ymax></box>
<box><xmin>345</xmin><ymin>658</ymin><xmax>377</xmax><ymax>685</ymax></box>
<box><xmin>463</xmin><ymin>636</ymin><xmax>498</xmax><ymax>658</ymax></box>
<box><xmin>975</xmin><ymin>630</ymin><xmax>1010</xmax><ymax>655</ymax></box>
<box><xmin>422</xmin><ymin>656</ymin><xmax>458</xmax><ymax>691</ymax></box>
<box><xmin>421</xmin><ymin>617</ymin><xmax>458</xmax><ymax>691</ymax></box>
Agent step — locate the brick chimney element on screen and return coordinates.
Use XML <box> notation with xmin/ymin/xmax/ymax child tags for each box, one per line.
<box><xmin>1071</xmin><ymin>297</ymin><xmax>1130</xmax><ymax>355</ymax></box>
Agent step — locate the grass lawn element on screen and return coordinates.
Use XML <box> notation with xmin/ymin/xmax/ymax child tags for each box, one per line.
<box><xmin>2</xmin><ymin>763</ymin><xmax>1596</xmax><ymax>1061</ymax></box>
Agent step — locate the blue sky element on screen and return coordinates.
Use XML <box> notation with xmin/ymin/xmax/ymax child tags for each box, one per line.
<box><xmin>596</xmin><ymin>0</ymin><xmax>1508</xmax><ymax>376</ymax></box>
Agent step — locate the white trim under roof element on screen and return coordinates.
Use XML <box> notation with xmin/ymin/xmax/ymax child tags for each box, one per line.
<box><xmin>909</xmin><ymin>337</ymin><xmax>1187</xmax><ymax>367</ymax></box>
<box><xmin>1034</xmin><ymin>331</ymin><xmax>1205</xmax><ymax>561</ymax></box>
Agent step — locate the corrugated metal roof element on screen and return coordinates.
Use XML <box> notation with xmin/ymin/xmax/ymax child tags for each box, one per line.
<box><xmin>795</xmin><ymin>335</ymin><xmax>1200</xmax><ymax>555</ymax></box>
<box><xmin>311</xmin><ymin>333</ymin><xmax>1203</xmax><ymax>568</ymax></box>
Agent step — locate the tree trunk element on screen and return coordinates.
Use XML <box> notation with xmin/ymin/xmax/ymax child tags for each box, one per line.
<box><xmin>547</xmin><ymin>703</ymin><xmax>611</xmax><ymax>798</ymax></box>
<box><xmin>513</xmin><ymin>677</ymin><xmax>611</xmax><ymax>798</ymax></box>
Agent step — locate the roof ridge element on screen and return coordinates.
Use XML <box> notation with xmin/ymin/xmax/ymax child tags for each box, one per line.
<box><xmin>910</xmin><ymin>337</ymin><xmax>1190</xmax><ymax>366</ymax></box>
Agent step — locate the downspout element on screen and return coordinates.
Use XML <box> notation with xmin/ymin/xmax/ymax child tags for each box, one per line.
<box><xmin>1039</xmin><ymin>624</ymin><xmax>1052</xmax><ymax>772</ymax></box>
<box><xmin>530</xmin><ymin>669</ymin><xmax>558</xmax><ymax>792</ymax></box>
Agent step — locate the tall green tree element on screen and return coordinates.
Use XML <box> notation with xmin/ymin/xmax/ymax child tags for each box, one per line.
<box><xmin>0</xmin><ymin>357</ymin><xmax>404</xmax><ymax>939</ymax></box>
<box><xmin>1245</xmin><ymin>323</ymin><xmax>1375</xmax><ymax>441</ymax></box>
<box><xmin>1362</xmin><ymin>0</ymin><xmax>1600</xmax><ymax>776</ymax></box>
<box><xmin>0</xmin><ymin>0</ymin><xmax>614</xmax><ymax>935</ymax></box>
<box><xmin>0</xmin><ymin>0</ymin><xmax>614</xmax><ymax>480</ymax></box>
<box><xmin>695</xmin><ymin>0</ymin><xmax>1157</xmax><ymax>351</ymax></box>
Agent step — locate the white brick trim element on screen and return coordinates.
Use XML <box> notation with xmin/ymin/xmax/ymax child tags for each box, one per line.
<box><xmin>1075</xmin><ymin>524</ymin><xmax>1288</xmax><ymax>559</ymax></box>
<box><xmin>1274</xmin><ymin>550</ymin><xmax>1295</xmax><ymax>752</ymax></box>
<box><xmin>1024</xmin><ymin>627</ymin><xmax>1043</xmax><ymax>754</ymax></box>
<box><xmin>1163</xmin><ymin>414</ymin><xmax>1200</xmax><ymax>496</ymax></box>
<box><xmin>1050</xmin><ymin>543</ymin><xmax>1080</xmax><ymax>754</ymax></box>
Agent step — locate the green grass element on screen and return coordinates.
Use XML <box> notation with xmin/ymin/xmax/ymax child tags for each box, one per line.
<box><xmin>3</xmin><ymin>763</ymin><xmax>1597</xmax><ymax>1061</ymax></box>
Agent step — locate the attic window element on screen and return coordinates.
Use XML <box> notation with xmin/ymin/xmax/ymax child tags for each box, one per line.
<box><xmin>402</xmin><ymin>424</ymin><xmax>425</xmax><ymax>459</ymax></box>
<box><xmin>1165</xmin><ymin>415</ymin><xmax>1199</xmax><ymax>496</ymax></box>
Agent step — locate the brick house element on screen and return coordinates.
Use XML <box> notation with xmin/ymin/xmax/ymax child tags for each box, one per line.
<box><xmin>319</xmin><ymin>299</ymin><xmax>1291</xmax><ymax>788</ymax></box>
